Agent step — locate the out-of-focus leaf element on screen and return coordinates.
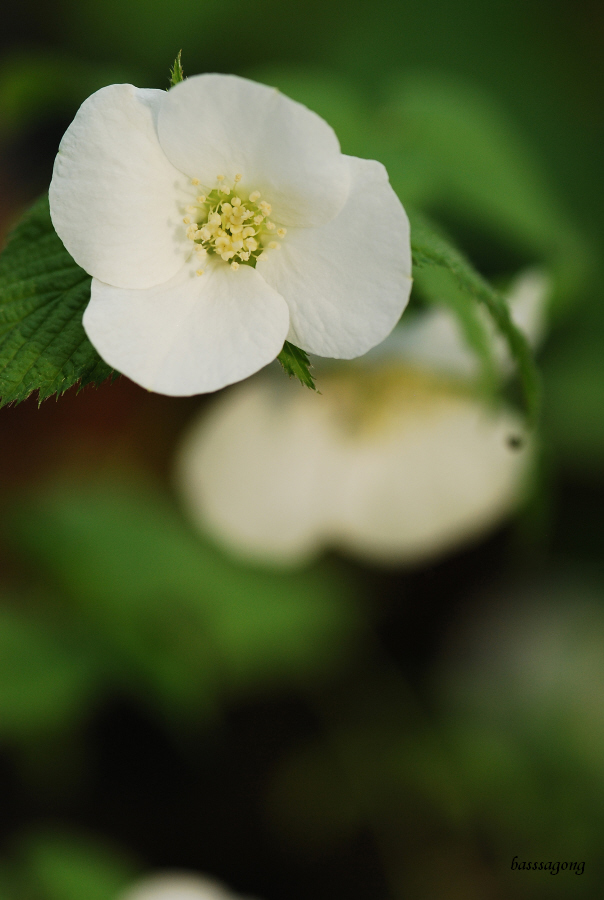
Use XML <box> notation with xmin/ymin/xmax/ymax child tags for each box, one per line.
<box><xmin>0</xmin><ymin>604</ymin><xmax>99</xmax><ymax>738</ymax></box>
<box><xmin>23</xmin><ymin>833</ymin><xmax>136</xmax><ymax>900</ymax></box>
<box><xmin>0</xmin><ymin>196</ymin><xmax>113</xmax><ymax>406</ymax></box>
<box><xmin>410</xmin><ymin>209</ymin><xmax>540</xmax><ymax>422</ymax></box>
<box><xmin>7</xmin><ymin>476</ymin><xmax>359</xmax><ymax>715</ymax></box>
<box><xmin>0</xmin><ymin>53</ymin><xmax>129</xmax><ymax>139</ymax></box>
<box><xmin>381</xmin><ymin>74</ymin><xmax>591</xmax><ymax>311</ymax></box>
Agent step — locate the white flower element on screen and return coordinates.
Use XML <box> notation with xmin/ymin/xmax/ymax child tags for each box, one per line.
<box><xmin>48</xmin><ymin>74</ymin><xmax>412</xmax><ymax>396</ymax></box>
<box><xmin>118</xmin><ymin>873</ymin><xmax>250</xmax><ymax>900</ymax></box>
<box><xmin>174</xmin><ymin>269</ymin><xmax>547</xmax><ymax>567</ymax></box>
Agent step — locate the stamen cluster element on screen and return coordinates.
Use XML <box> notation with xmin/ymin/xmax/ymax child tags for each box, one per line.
<box><xmin>183</xmin><ymin>175</ymin><xmax>287</xmax><ymax>275</ymax></box>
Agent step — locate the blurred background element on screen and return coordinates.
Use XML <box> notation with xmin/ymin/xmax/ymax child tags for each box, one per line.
<box><xmin>0</xmin><ymin>0</ymin><xmax>603</xmax><ymax>898</ymax></box>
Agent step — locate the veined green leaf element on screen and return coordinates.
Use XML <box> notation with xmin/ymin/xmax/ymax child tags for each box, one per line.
<box><xmin>410</xmin><ymin>209</ymin><xmax>541</xmax><ymax>423</ymax></box>
<box><xmin>278</xmin><ymin>340</ymin><xmax>317</xmax><ymax>391</ymax></box>
<box><xmin>0</xmin><ymin>195</ymin><xmax>113</xmax><ymax>406</ymax></box>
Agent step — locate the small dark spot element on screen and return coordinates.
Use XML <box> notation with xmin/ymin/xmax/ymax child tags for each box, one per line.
<box><xmin>507</xmin><ymin>434</ymin><xmax>524</xmax><ymax>450</ymax></box>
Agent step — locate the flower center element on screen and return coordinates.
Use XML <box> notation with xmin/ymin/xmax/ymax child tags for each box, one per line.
<box><xmin>182</xmin><ymin>174</ymin><xmax>286</xmax><ymax>275</ymax></box>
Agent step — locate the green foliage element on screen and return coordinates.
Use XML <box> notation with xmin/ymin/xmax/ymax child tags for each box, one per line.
<box><xmin>0</xmin><ymin>604</ymin><xmax>99</xmax><ymax>739</ymax></box>
<box><xmin>21</xmin><ymin>833</ymin><xmax>136</xmax><ymax>900</ymax></box>
<box><xmin>168</xmin><ymin>50</ymin><xmax>184</xmax><ymax>87</ymax></box>
<box><xmin>380</xmin><ymin>74</ymin><xmax>590</xmax><ymax>312</ymax></box>
<box><xmin>277</xmin><ymin>340</ymin><xmax>317</xmax><ymax>391</ymax></box>
<box><xmin>0</xmin><ymin>196</ymin><xmax>113</xmax><ymax>406</ymax></box>
<box><xmin>6</xmin><ymin>475</ymin><xmax>358</xmax><ymax>717</ymax></box>
<box><xmin>0</xmin><ymin>52</ymin><xmax>130</xmax><ymax>140</ymax></box>
<box><xmin>410</xmin><ymin>209</ymin><xmax>541</xmax><ymax>422</ymax></box>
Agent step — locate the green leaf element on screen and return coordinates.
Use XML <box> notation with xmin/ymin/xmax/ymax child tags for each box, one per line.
<box><xmin>278</xmin><ymin>340</ymin><xmax>317</xmax><ymax>391</ymax></box>
<box><xmin>7</xmin><ymin>476</ymin><xmax>359</xmax><ymax>715</ymax></box>
<box><xmin>0</xmin><ymin>195</ymin><xmax>113</xmax><ymax>406</ymax></box>
<box><xmin>22</xmin><ymin>833</ymin><xmax>136</xmax><ymax>900</ymax></box>
<box><xmin>0</xmin><ymin>604</ymin><xmax>99</xmax><ymax>738</ymax></box>
<box><xmin>169</xmin><ymin>50</ymin><xmax>184</xmax><ymax>87</ymax></box>
<box><xmin>410</xmin><ymin>209</ymin><xmax>541</xmax><ymax>423</ymax></box>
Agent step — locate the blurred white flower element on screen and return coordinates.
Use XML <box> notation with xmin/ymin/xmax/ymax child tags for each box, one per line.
<box><xmin>49</xmin><ymin>74</ymin><xmax>411</xmax><ymax>396</ymax></box>
<box><xmin>118</xmin><ymin>873</ymin><xmax>247</xmax><ymax>900</ymax></box>
<box><xmin>175</xmin><ymin>269</ymin><xmax>547</xmax><ymax>567</ymax></box>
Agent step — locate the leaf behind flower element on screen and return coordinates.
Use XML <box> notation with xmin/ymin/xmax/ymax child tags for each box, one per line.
<box><xmin>0</xmin><ymin>195</ymin><xmax>113</xmax><ymax>406</ymax></box>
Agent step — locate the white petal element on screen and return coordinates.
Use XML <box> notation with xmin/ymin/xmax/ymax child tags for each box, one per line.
<box><xmin>258</xmin><ymin>156</ymin><xmax>412</xmax><ymax>358</ymax></box>
<box><xmin>158</xmin><ymin>74</ymin><xmax>350</xmax><ymax>227</ymax></box>
<box><xmin>83</xmin><ymin>261</ymin><xmax>289</xmax><ymax>396</ymax></box>
<box><xmin>49</xmin><ymin>84</ymin><xmax>188</xmax><ymax>289</ymax></box>
<box><xmin>119</xmin><ymin>874</ymin><xmax>235</xmax><ymax>900</ymax></box>
<box><xmin>331</xmin><ymin>381</ymin><xmax>532</xmax><ymax>565</ymax></box>
<box><xmin>175</xmin><ymin>377</ymin><xmax>337</xmax><ymax>565</ymax></box>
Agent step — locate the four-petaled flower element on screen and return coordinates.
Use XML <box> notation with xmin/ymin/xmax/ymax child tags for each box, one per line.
<box><xmin>49</xmin><ymin>74</ymin><xmax>412</xmax><ymax>395</ymax></box>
